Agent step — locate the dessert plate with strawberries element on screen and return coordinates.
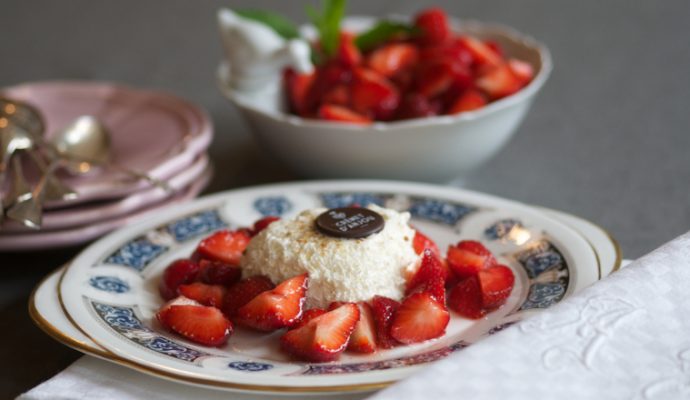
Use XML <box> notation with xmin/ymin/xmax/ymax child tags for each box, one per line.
<box><xmin>57</xmin><ymin>180</ymin><xmax>607</xmax><ymax>394</ymax></box>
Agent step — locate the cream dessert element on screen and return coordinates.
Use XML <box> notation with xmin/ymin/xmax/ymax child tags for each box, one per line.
<box><xmin>240</xmin><ymin>205</ymin><xmax>421</xmax><ymax>308</ymax></box>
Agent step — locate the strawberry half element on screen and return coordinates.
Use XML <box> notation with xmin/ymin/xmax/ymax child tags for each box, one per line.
<box><xmin>412</xmin><ymin>229</ymin><xmax>441</xmax><ymax>259</ymax></box>
<box><xmin>198</xmin><ymin>259</ymin><xmax>241</xmax><ymax>287</ymax></box>
<box><xmin>390</xmin><ymin>292</ymin><xmax>450</xmax><ymax>344</ymax></box>
<box><xmin>251</xmin><ymin>216</ymin><xmax>280</xmax><ymax>236</ymax></box>
<box><xmin>370</xmin><ymin>295</ymin><xmax>401</xmax><ymax>349</ymax></box>
<box><xmin>156</xmin><ymin>299</ymin><xmax>233</xmax><ymax>346</ymax></box>
<box><xmin>236</xmin><ymin>273</ymin><xmax>308</xmax><ymax>331</ymax></box>
<box><xmin>458</xmin><ymin>36</ymin><xmax>502</xmax><ymax>68</ymax></box>
<box><xmin>292</xmin><ymin>308</ymin><xmax>327</xmax><ymax>329</ymax></box>
<box><xmin>322</xmin><ymin>84</ymin><xmax>351</xmax><ymax>107</ymax></box>
<box><xmin>195</xmin><ymin>229</ymin><xmax>252</xmax><ymax>266</ymax></box>
<box><xmin>478</xmin><ymin>265</ymin><xmax>515</xmax><ymax>309</ymax></box>
<box><xmin>448</xmin><ymin>276</ymin><xmax>486</xmax><ymax>319</ymax></box>
<box><xmin>158</xmin><ymin>259</ymin><xmax>200</xmax><ymax>301</ymax></box>
<box><xmin>351</xmin><ymin>68</ymin><xmax>400</xmax><ymax>120</ymax></box>
<box><xmin>222</xmin><ymin>275</ymin><xmax>275</xmax><ymax>317</ymax></box>
<box><xmin>367</xmin><ymin>43</ymin><xmax>419</xmax><ymax>78</ymax></box>
<box><xmin>414</xmin><ymin>7</ymin><xmax>451</xmax><ymax>44</ymax></box>
<box><xmin>449</xmin><ymin>89</ymin><xmax>488</xmax><ymax>114</ymax></box>
<box><xmin>508</xmin><ymin>59</ymin><xmax>535</xmax><ymax>86</ymax></box>
<box><xmin>337</xmin><ymin>32</ymin><xmax>362</xmax><ymax>68</ymax></box>
<box><xmin>318</xmin><ymin>104</ymin><xmax>372</xmax><ymax>125</ymax></box>
<box><xmin>407</xmin><ymin>249</ymin><xmax>447</xmax><ymax>301</ymax></box>
<box><xmin>446</xmin><ymin>240</ymin><xmax>497</xmax><ymax>279</ymax></box>
<box><xmin>395</xmin><ymin>92</ymin><xmax>441</xmax><ymax>119</ymax></box>
<box><xmin>283</xmin><ymin>68</ymin><xmax>315</xmax><ymax>116</ymax></box>
<box><xmin>476</xmin><ymin>63</ymin><xmax>522</xmax><ymax>100</ymax></box>
<box><xmin>177</xmin><ymin>282</ymin><xmax>227</xmax><ymax>308</ymax></box>
<box><xmin>280</xmin><ymin>303</ymin><xmax>360</xmax><ymax>362</ymax></box>
<box><xmin>347</xmin><ymin>302</ymin><xmax>377</xmax><ymax>353</ymax></box>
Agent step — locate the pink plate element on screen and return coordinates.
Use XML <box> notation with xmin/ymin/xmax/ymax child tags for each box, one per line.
<box><xmin>0</xmin><ymin>81</ymin><xmax>212</xmax><ymax>207</ymax></box>
<box><xmin>0</xmin><ymin>154</ymin><xmax>209</xmax><ymax>233</ymax></box>
<box><xmin>0</xmin><ymin>168</ymin><xmax>211</xmax><ymax>251</ymax></box>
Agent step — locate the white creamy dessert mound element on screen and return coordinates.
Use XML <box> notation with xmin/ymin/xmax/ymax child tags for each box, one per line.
<box><xmin>240</xmin><ymin>205</ymin><xmax>421</xmax><ymax>308</ymax></box>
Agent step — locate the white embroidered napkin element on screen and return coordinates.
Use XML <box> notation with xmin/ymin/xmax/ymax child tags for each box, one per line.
<box><xmin>368</xmin><ymin>232</ymin><xmax>690</xmax><ymax>400</ymax></box>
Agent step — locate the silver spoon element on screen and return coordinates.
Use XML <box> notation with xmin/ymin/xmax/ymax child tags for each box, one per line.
<box><xmin>6</xmin><ymin>159</ymin><xmax>62</xmax><ymax>229</ymax></box>
<box><xmin>0</xmin><ymin>124</ymin><xmax>38</xmax><ymax>224</ymax></box>
<box><xmin>3</xmin><ymin>153</ymin><xmax>32</xmax><ymax>208</ymax></box>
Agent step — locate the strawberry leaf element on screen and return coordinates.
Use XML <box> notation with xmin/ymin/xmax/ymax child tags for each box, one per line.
<box><xmin>307</xmin><ymin>0</ymin><xmax>347</xmax><ymax>57</ymax></box>
<box><xmin>235</xmin><ymin>9</ymin><xmax>300</xmax><ymax>39</ymax></box>
<box><xmin>355</xmin><ymin>21</ymin><xmax>419</xmax><ymax>51</ymax></box>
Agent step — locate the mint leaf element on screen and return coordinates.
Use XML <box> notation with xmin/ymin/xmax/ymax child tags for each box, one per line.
<box><xmin>355</xmin><ymin>21</ymin><xmax>419</xmax><ymax>51</ymax></box>
<box><xmin>235</xmin><ymin>9</ymin><xmax>300</xmax><ymax>39</ymax></box>
<box><xmin>307</xmin><ymin>0</ymin><xmax>347</xmax><ymax>57</ymax></box>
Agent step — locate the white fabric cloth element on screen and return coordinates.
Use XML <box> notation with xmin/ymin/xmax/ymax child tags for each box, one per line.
<box><xmin>20</xmin><ymin>230</ymin><xmax>689</xmax><ymax>400</ymax></box>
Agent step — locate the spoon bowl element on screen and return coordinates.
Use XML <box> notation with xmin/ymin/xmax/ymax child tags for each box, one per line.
<box><xmin>52</xmin><ymin>115</ymin><xmax>111</xmax><ymax>174</ymax></box>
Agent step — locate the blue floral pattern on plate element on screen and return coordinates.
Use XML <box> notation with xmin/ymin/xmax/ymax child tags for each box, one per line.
<box><xmin>228</xmin><ymin>361</ymin><xmax>273</xmax><ymax>372</ymax></box>
<box><xmin>165</xmin><ymin>209</ymin><xmax>227</xmax><ymax>242</ymax></box>
<box><xmin>519</xmin><ymin>282</ymin><xmax>567</xmax><ymax>310</ymax></box>
<box><xmin>89</xmin><ymin>276</ymin><xmax>129</xmax><ymax>293</ymax></box>
<box><xmin>92</xmin><ymin>303</ymin><xmax>208</xmax><ymax>362</ymax></box>
<box><xmin>105</xmin><ymin>238</ymin><xmax>167</xmax><ymax>272</ymax></box>
<box><xmin>408</xmin><ymin>198</ymin><xmax>475</xmax><ymax>226</ymax></box>
<box><xmin>253</xmin><ymin>196</ymin><xmax>292</xmax><ymax>216</ymax></box>
<box><xmin>485</xmin><ymin>219</ymin><xmax>523</xmax><ymax>240</ymax></box>
<box><xmin>514</xmin><ymin>239</ymin><xmax>570</xmax><ymax>311</ymax></box>
<box><xmin>319</xmin><ymin>192</ymin><xmax>386</xmax><ymax>209</ymax></box>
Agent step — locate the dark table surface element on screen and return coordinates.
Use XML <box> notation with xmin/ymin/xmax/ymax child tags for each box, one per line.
<box><xmin>1</xmin><ymin>0</ymin><xmax>689</xmax><ymax>398</ymax></box>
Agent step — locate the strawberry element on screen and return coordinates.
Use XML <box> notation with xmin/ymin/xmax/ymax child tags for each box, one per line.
<box><xmin>370</xmin><ymin>295</ymin><xmax>401</xmax><ymax>349</ymax></box>
<box><xmin>446</xmin><ymin>240</ymin><xmax>497</xmax><ymax>279</ymax></box>
<box><xmin>251</xmin><ymin>216</ymin><xmax>280</xmax><ymax>236</ymax></box>
<box><xmin>414</xmin><ymin>7</ymin><xmax>451</xmax><ymax>44</ymax></box>
<box><xmin>222</xmin><ymin>275</ymin><xmax>275</xmax><ymax>317</ymax></box>
<box><xmin>478</xmin><ymin>265</ymin><xmax>515</xmax><ymax>309</ymax></box>
<box><xmin>322</xmin><ymin>84</ymin><xmax>351</xmax><ymax>107</ymax></box>
<box><xmin>197</xmin><ymin>259</ymin><xmax>241</xmax><ymax>287</ymax></box>
<box><xmin>156</xmin><ymin>300</ymin><xmax>233</xmax><ymax>346</ymax></box>
<box><xmin>236</xmin><ymin>273</ymin><xmax>308</xmax><ymax>331</ymax></box>
<box><xmin>395</xmin><ymin>92</ymin><xmax>440</xmax><ymax>120</ymax></box>
<box><xmin>195</xmin><ymin>229</ymin><xmax>252</xmax><ymax>266</ymax></box>
<box><xmin>447</xmin><ymin>275</ymin><xmax>486</xmax><ymax>319</ymax></box>
<box><xmin>318</xmin><ymin>104</ymin><xmax>372</xmax><ymax>125</ymax></box>
<box><xmin>415</xmin><ymin>60</ymin><xmax>472</xmax><ymax>99</ymax></box>
<box><xmin>419</xmin><ymin>38</ymin><xmax>474</xmax><ymax>68</ymax></box>
<box><xmin>407</xmin><ymin>249</ymin><xmax>447</xmax><ymax>301</ymax></box>
<box><xmin>283</xmin><ymin>68</ymin><xmax>315</xmax><ymax>116</ymax></box>
<box><xmin>351</xmin><ymin>68</ymin><xmax>400</xmax><ymax>120</ymax></box>
<box><xmin>458</xmin><ymin>36</ymin><xmax>502</xmax><ymax>68</ymax></box>
<box><xmin>390</xmin><ymin>292</ymin><xmax>450</xmax><ymax>344</ymax></box>
<box><xmin>412</xmin><ymin>229</ymin><xmax>441</xmax><ymax>259</ymax></box>
<box><xmin>177</xmin><ymin>282</ymin><xmax>227</xmax><ymax>308</ymax></box>
<box><xmin>305</xmin><ymin>61</ymin><xmax>352</xmax><ymax>113</ymax></box>
<box><xmin>449</xmin><ymin>89</ymin><xmax>488</xmax><ymax>114</ymax></box>
<box><xmin>292</xmin><ymin>308</ymin><xmax>327</xmax><ymax>329</ymax></box>
<box><xmin>508</xmin><ymin>59</ymin><xmax>535</xmax><ymax>85</ymax></box>
<box><xmin>158</xmin><ymin>259</ymin><xmax>200</xmax><ymax>301</ymax></box>
<box><xmin>367</xmin><ymin>43</ymin><xmax>419</xmax><ymax>78</ymax></box>
<box><xmin>476</xmin><ymin>63</ymin><xmax>522</xmax><ymax>100</ymax></box>
<box><xmin>337</xmin><ymin>32</ymin><xmax>362</xmax><ymax>68</ymax></box>
<box><xmin>485</xmin><ymin>40</ymin><xmax>504</xmax><ymax>58</ymax></box>
<box><xmin>347</xmin><ymin>302</ymin><xmax>377</xmax><ymax>353</ymax></box>
<box><xmin>280</xmin><ymin>303</ymin><xmax>360</xmax><ymax>362</ymax></box>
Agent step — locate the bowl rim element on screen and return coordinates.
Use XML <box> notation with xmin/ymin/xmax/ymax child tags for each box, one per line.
<box><xmin>217</xmin><ymin>15</ymin><xmax>553</xmax><ymax>132</ymax></box>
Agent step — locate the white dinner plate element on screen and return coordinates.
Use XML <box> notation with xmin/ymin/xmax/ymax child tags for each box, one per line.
<box><xmin>57</xmin><ymin>180</ymin><xmax>604</xmax><ymax>394</ymax></box>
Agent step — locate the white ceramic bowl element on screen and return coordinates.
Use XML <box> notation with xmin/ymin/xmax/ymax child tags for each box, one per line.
<box><xmin>218</xmin><ymin>16</ymin><xmax>552</xmax><ymax>182</ymax></box>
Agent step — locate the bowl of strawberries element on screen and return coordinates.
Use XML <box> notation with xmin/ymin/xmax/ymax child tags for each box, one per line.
<box><xmin>218</xmin><ymin>3</ymin><xmax>552</xmax><ymax>181</ymax></box>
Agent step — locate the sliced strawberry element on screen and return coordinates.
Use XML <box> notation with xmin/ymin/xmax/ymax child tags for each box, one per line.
<box><xmin>347</xmin><ymin>302</ymin><xmax>377</xmax><ymax>353</ymax></box>
<box><xmin>284</xmin><ymin>68</ymin><xmax>315</xmax><ymax>116</ymax></box>
<box><xmin>449</xmin><ymin>89</ymin><xmax>488</xmax><ymax>114</ymax></box>
<box><xmin>318</xmin><ymin>104</ymin><xmax>372</xmax><ymax>125</ymax></box>
<box><xmin>478</xmin><ymin>265</ymin><xmax>515</xmax><ymax>309</ymax></box>
<box><xmin>476</xmin><ymin>63</ymin><xmax>522</xmax><ymax>100</ymax></box>
<box><xmin>396</xmin><ymin>92</ymin><xmax>440</xmax><ymax>120</ymax></box>
<box><xmin>485</xmin><ymin>40</ymin><xmax>504</xmax><ymax>58</ymax></box>
<box><xmin>508</xmin><ymin>59</ymin><xmax>535</xmax><ymax>86</ymax></box>
<box><xmin>412</xmin><ymin>229</ymin><xmax>441</xmax><ymax>259</ymax></box>
<box><xmin>390</xmin><ymin>292</ymin><xmax>449</xmax><ymax>344</ymax></box>
<box><xmin>415</xmin><ymin>60</ymin><xmax>472</xmax><ymax>99</ymax></box>
<box><xmin>292</xmin><ymin>308</ymin><xmax>327</xmax><ymax>329</ymax></box>
<box><xmin>280</xmin><ymin>303</ymin><xmax>359</xmax><ymax>362</ymax></box>
<box><xmin>370</xmin><ymin>295</ymin><xmax>401</xmax><ymax>349</ymax></box>
<box><xmin>367</xmin><ymin>43</ymin><xmax>419</xmax><ymax>78</ymax></box>
<box><xmin>407</xmin><ymin>249</ymin><xmax>447</xmax><ymax>301</ymax></box>
<box><xmin>251</xmin><ymin>216</ymin><xmax>280</xmax><ymax>236</ymax></box>
<box><xmin>446</xmin><ymin>240</ymin><xmax>497</xmax><ymax>279</ymax></box>
<box><xmin>158</xmin><ymin>259</ymin><xmax>200</xmax><ymax>301</ymax></box>
<box><xmin>156</xmin><ymin>301</ymin><xmax>232</xmax><ymax>346</ymax></box>
<box><xmin>222</xmin><ymin>275</ymin><xmax>275</xmax><ymax>317</ymax></box>
<box><xmin>351</xmin><ymin>68</ymin><xmax>400</xmax><ymax>120</ymax></box>
<box><xmin>195</xmin><ymin>229</ymin><xmax>252</xmax><ymax>266</ymax></box>
<box><xmin>448</xmin><ymin>276</ymin><xmax>486</xmax><ymax>319</ymax></box>
<box><xmin>177</xmin><ymin>282</ymin><xmax>227</xmax><ymax>308</ymax></box>
<box><xmin>305</xmin><ymin>61</ymin><xmax>352</xmax><ymax>113</ymax></box>
<box><xmin>322</xmin><ymin>84</ymin><xmax>351</xmax><ymax>107</ymax></box>
<box><xmin>198</xmin><ymin>259</ymin><xmax>241</xmax><ymax>287</ymax></box>
<box><xmin>419</xmin><ymin>38</ymin><xmax>474</xmax><ymax>68</ymax></box>
<box><xmin>337</xmin><ymin>32</ymin><xmax>362</xmax><ymax>68</ymax></box>
<box><xmin>236</xmin><ymin>273</ymin><xmax>308</xmax><ymax>331</ymax></box>
<box><xmin>458</xmin><ymin>36</ymin><xmax>503</xmax><ymax>68</ymax></box>
<box><xmin>414</xmin><ymin>7</ymin><xmax>451</xmax><ymax>44</ymax></box>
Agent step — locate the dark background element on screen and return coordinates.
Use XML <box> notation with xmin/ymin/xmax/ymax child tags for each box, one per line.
<box><xmin>1</xmin><ymin>0</ymin><xmax>689</xmax><ymax>398</ymax></box>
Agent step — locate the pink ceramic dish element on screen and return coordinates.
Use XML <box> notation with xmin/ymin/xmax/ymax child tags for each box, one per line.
<box><xmin>0</xmin><ymin>154</ymin><xmax>209</xmax><ymax>233</ymax></box>
<box><xmin>0</xmin><ymin>168</ymin><xmax>211</xmax><ymax>251</ymax></box>
<box><xmin>0</xmin><ymin>81</ymin><xmax>212</xmax><ymax>207</ymax></box>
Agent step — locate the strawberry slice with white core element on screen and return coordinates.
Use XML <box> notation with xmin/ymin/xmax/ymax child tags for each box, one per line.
<box><xmin>318</xmin><ymin>104</ymin><xmax>372</xmax><ymax>125</ymax></box>
<box><xmin>236</xmin><ymin>273</ymin><xmax>308</xmax><ymax>331</ymax></box>
<box><xmin>280</xmin><ymin>303</ymin><xmax>360</xmax><ymax>362</ymax></box>
<box><xmin>446</xmin><ymin>240</ymin><xmax>497</xmax><ymax>279</ymax></box>
<box><xmin>222</xmin><ymin>275</ymin><xmax>275</xmax><ymax>318</ymax></box>
<box><xmin>367</xmin><ymin>43</ymin><xmax>419</xmax><ymax>78</ymax></box>
<box><xmin>177</xmin><ymin>282</ymin><xmax>227</xmax><ymax>308</ymax></box>
<box><xmin>448</xmin><ymin>276</ymin><xmax>487</xmax><ymax>320</ymax></box>
<box><xmin>406</xmin><ymin>248</ymin><xmax>447</xmax><ymax>301</ymax></box>
<box><xmin>390</xmin><ymin>292</ymin><xmax>450</xmax><ymax>344</ymax></box>
<box><xmin>458</xmin><ymin>36</ymin><xmax>503</xmax><ymax>68</ymax></box>
<box><xmin>195</xmin><ymin>229</ymin><xmax>251</xmax><ymax>266</ymax></box>
<box><xmin>156</xmin><ymin>297</ymin><xmax>232</xmax><ymax>346</ymax></box>
<box><xmin>347</xmin><ymin>302</ymin><xmax>377</xmax><ymax>353</ymax></box>
<box><xmin>478</xmin><ymin>265</ymin><xmax>515</xmax><ymax>309</ymax></box>
<box><xmin>476</xmin><ymin>63</ymin><xmax>523</xmax><ymax>100</ymax></box>
<box><xmin>370</xmin><ymin>295</ymin><xmax>401</xmax><ymax>349</ymax></box>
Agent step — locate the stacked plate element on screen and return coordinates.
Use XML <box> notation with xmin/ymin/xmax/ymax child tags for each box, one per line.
<box><xmin>30</xmin><ymin>181</ymin><xmax>621</xmax><ymax>395</ymax></box>
<box><xmin>0</xmin><ymin>81</ymin><xmax>213</xmax><ymax>251</ymax></box>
